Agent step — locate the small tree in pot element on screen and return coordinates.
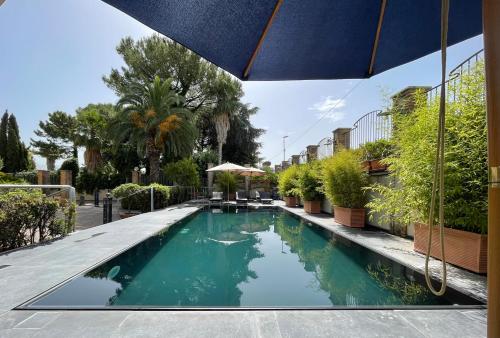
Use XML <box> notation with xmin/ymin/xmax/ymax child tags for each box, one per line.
<box><xmin>296</xmin><ymin>162</ymin><xmax>323</xmax><ymax>214</ymax></box>
<box><xmin>278</xmin><ymin>165</ymin><xmax>300</xmax><ymax>207</ymax></box>
<box><xmin>323</xmin><ymin>149</ymin><xmax>368</xmax><ymax>227</ymax></box>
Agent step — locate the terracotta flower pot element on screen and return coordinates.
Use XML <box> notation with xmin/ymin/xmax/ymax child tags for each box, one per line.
<box><xmin>361</xmin><ymin>160</ymin><xmax>371</xmax><ymax>172</ymax></box>
<box><xmin>414</xmin><ymin>223</ymin><xmax>487</xmax><ymax>273</ymax></box>
<box><xmin>368</xmin><ymin>159</ymin><xmax>388</xmax><ymax>172</ymax></box>
<box><xmin>304</xmin><ymin>200</ymin><xmax>321</xmax><ymax>214</ymax></box>
<box><xmin>333</xmin><ymin>206</ymin><xmax>365</xmax><ymax>228</ymax></box>
<box><xmin>284</xmin><ymin>196</ymin><xmax>297</xmax><ymax>207</ymax></box>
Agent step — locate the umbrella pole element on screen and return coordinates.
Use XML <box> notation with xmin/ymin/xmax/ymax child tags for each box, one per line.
<box><xmin>483</xmin><ymin>1</ymin><xmax>500</xmax><ymax>337</ymax></box>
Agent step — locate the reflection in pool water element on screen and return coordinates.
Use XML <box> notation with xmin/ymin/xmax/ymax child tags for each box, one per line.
<box><xmin>27</xmin><ymin>208</ymin><xmax>481</xmax><ymax>308</ymax></box>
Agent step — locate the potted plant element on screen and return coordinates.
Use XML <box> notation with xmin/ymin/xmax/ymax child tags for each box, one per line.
<box><xmin>360</xmin><ymin>139</ymin><xmax>393</xmax><ymax>172</ymax></box>
<box><xmin>216</xmin><ymin>172</ymin><xmax>237</xmax><ymax>200</ymax></box>
<box><xmin>278</xmin><ymin>165</ymin><xmax>300</xmax><ymax>207</ymax></box>
<box><xmin>323</xmin><ymin>149</ymin><xmax>368</xmax><ymax>227</ymax></box>
<box><xmin>296</xmin><ymin>163</ymin><xmax>323</xmax><ymax>214</ymax></box>
<box><xmin>367</xmin><ymin>74</ymin><xmax>487</xmax><ymax>273</ymax></box>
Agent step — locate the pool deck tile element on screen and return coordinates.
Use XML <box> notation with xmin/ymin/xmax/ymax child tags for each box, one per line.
<box><xmin>0</xmin><ymin>202</ymin><xmax>488</xmax><ymax>337</ymax></box>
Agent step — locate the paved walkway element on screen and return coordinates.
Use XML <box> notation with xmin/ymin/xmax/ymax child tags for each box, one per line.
<box><xmin>0</xmin><ymin>203</ymin><xmax>488</xmax><ymax>337</ymax></box>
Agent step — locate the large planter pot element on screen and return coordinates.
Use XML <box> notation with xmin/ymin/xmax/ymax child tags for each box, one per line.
<box><xmin>284</xmin><ymin>196</ymin><xmax>298</xmax><ymax>207</ymax></box>
<box><xmin>414</xmin><ymin>223</ymin><xmax>487</xmax><ymax>274</ymax></box>
<box><xmin>304</xmin><ymin>200</ymin><xmax>321</xmax><ymax>214</ymax></box>
<box><xmin>333</xmin><ymin>206</ymin><xmax>365</xmax><ymax>228</ymax></box>
<box><xmin>368</xmin><ymin>159</ymin><xmax>388</xmax><ymax>172</ymax></box>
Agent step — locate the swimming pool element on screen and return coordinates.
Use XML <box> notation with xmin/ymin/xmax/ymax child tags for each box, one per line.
<box><xmin>22</xmin><ymin>207</ymin><xmax>482</xmax><ymax>309</ymax></box>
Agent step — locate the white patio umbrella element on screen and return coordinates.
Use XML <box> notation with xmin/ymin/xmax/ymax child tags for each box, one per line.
<box><xmin>239</xmin><ymin>167</ymin><xmax>265</xmax><ymax>177</ymax></box>
<box><xmin>206</xmin><ymin>162</ymin><xmax>248</xmax><ymax>201</ymax></box>
<box><xmin>240</xmin><ymin>167</ymin><xmax>265</xmax><ymax>197</ymax></box>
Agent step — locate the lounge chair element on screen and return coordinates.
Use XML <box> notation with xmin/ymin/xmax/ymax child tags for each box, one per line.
<box><xmin>257</xmin><ymin>191</ymin><xmax>273</xmax><ymax>204</ymax></box>
<box><xmin>210</xmin><ymin>191</ymin><xmax>223</xmax><ymax>205</ymax></box>
<box><xmin>236</xmin><ymin>191</ymin><xmax>248</xmax><ymax>204</ymax></box>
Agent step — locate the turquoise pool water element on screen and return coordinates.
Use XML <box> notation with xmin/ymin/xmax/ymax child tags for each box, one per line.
<box><xmin>26</xmin><ymin>208</ymin><xmax>481</xmax><ymax>308</ymax></box>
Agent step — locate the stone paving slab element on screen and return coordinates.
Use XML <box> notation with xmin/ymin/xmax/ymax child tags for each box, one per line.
<box><xmin>279</xmin><ymin>205</ymin><xmax>487</xmax><ymax>303</ymax></box>
<box><xmin>0</xmin><ymin>309</ymin><xmax>486</xmax><ymax>338</ymax></box>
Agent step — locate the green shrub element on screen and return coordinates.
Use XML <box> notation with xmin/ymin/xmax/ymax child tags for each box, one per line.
<box><xmin>76</xmin><ymin>164</ymin><xmax>123</xmax><ymax>193</ymax></box>
<box><xmin>360</xmin><ymin>139</ymin><xmax>394</xmax><ymax>161</ymax></box>
<box><xmin>323</xmin><ymin>149</ymin><xmax>368</xmax><ymax>208</ymax></box>
<box><xmin>367</xmin><ymin>64</ymin><xmax>487</xmax><ymax>234</ymax></box>
<box><xmin>164</xmin><ymin>158</ymin><xmax>200</xmax><ymax>187</ymax></box>
<box><xmin>60</xmin><ymin>158</ymin><xmax>79</xmax><ymax>186</ymax></box>
<box><xmin>112</xmin><ymin>183</ymin><xmax>171</xmax><ymax>211</ymax></box>
<box><xmin>12</xmin><ymin>170</ymin><xmax>36</xmax><ymax>184</ymax></box>
<box><xmin>215</xmin><ymin>172</ymin><xmax>237</xmax><ymax>195</ymax></box>
<box><xmin>0</xmin><ymin>190</ymin><xmax>73</xmax><ymax>251</ymax></box>
<box><xmin>296</xmin><ymin>162</ymin><xmax>323</xmax><ymax>201</ymax></box>
<box><xmin>0</xmin><ymin>172</ymin><xmax>25</xmax><ymax>184</ymax></box>
<box><xmin>278</xmin><ymin>165</ymin><xmax>300</xmax><ymax>197</ymax></box>
<box><xmin>251</xmin><ymin>167</ymin><xmax>278</xmax><ymax>189</ymax></box>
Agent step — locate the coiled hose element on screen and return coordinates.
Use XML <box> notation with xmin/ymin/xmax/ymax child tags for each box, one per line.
<box><xmin>424</xmin><ymin>0</ymin><xmax>449</xmax><ymax>296</ymax></box>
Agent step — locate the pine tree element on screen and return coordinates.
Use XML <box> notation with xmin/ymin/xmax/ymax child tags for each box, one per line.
<box><xmin>5</xmin><ymin>114</ymin><xmax>29</xmax><ymax>172</ymax></box>
<box><xmin>0</xmin><ymin>111</ymin><xmax>8</xmax><ymax>163</ymax></box>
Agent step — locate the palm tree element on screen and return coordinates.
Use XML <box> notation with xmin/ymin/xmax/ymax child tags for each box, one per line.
<box><xmin>116</xmin><ymin>76</ymin><xmax>196</xmax><ymax>183</ymax></box>
<box><xmin>74</xmin><ymin>104</ymin><xmax>114</xmax><ymax>173</ymax></box>
<box><xmin>210</xmin><ymin>72</ymin><xmax>242</xmax><ymax>164</ymax></box>
<box><xmin>30</xmin><ymin>139</ymin><xmax>65</xmax><ymax>171</ymax></box>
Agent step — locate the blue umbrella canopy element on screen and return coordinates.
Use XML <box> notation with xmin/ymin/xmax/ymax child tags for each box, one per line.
<box><xmin>101</xmin><ymin>0</ymin><xmax>481</xmax><ymax>80</ymax></box>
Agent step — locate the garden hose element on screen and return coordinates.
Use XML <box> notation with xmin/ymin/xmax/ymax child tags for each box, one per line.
<box><xmin>424</xmin><ymin>0</ymin><xmax>449</xmax><ymax>296</ymax></box>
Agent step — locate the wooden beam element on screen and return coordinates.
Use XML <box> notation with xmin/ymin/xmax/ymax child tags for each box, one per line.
<box><xmin>243</xmin><ymin>0</ymin><xmax>283</xmax><ymax>79</ymax></box>
<box><xmin>483</xmin><ymin>0</ymin><xmax>500</xmax><ymax>337</ymax></box>
<box><xmin>368</xmin><ymin>0</ymin><xmax>387</xmax><ymax>76</ymax></box>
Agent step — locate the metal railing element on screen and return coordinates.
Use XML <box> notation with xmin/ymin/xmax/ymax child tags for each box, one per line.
<box><xmin>317</xmin><ymin>137</ymin><xmax>333</xmax><ymax>159</ymax></box>
<box><xmin>427</xmin><ymin>49</ymin><xmax>484</xmax><ymax>102</ymax></box>
<box><xmin>342</xmin><ymin>110</ymin><xmax>392</xmax><ymax>150</ymax></box>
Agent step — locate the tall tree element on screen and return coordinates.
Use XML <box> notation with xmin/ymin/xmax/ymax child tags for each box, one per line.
<box><xmin>31</xmin><ymin>139</ymin><xmax>66</xmax><ymax>171</ymax></box>
<box><xmin>209</xmin><ymin>72</ymin><xmax>242</xmax><ymax>164</ymax></box>
<box><xmin>74</xmin><ymin>104</ymin><xmax>114</xmax><ymax>173</ymax></box>
<box><xmin>0</xmin><ymin>111</ymin><xmax>8</xmax><ymax>162</ymax></box>
<box><xmin>32</xmin><ymin>111</ymin><xmax>78</xmax><ymax>158</ymax></box>
<box><xmin>104</xmin><ymin>35</ymin><xmax>219</xmax><ymax>112</ymax></box>
<box><xmin>4</xmin><ymin>114</ymin><xmax>29</xmax><ymax>173</ymax></box>
<box><xmin>222</xmin><ymin>104</ymin><xmax>265</xmax><ymax>165</ymax></box>
<box><xmin>116</xmin><ymin>76</ymin><xmax>196</xmax><ymax>183</ymax></box>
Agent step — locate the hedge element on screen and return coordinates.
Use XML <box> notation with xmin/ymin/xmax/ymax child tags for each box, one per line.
<box><xmin>0</xmin><ymin>190</ymin><xmax>75</xmax><ymax>251</ymax></box>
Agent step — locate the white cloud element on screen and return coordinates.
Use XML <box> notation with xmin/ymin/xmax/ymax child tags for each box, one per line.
<box><xmin>309</xmin><ymin>96</ymin><xmax>346</xmax><ymax>122</ymax></box>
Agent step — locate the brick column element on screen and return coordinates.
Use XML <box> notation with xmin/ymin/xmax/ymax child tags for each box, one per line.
<box><xmin>306</xmin><ymin>145</ymin><xmax>319</xmax><ymax>162</ymax></box>
<box><xmin>391</xmin><ymin>86</ymin><xmax>432</xmax><ymax>115</ymax></box>
<box><xmin>274</xmin><ymin>164</ymin><xmax>282</xmax><ymax>173</ymax></box>
<box><xmin>37</xmin><ymin>170</ymin><xmax>49</xmax><ymax>185</ymax></box>
<box><xmin>291</xmin><ymin>155</ymin><xmax>300</xmax><ymax>165</ymax></box>
<box><xmin>333</xmin><ymin>128</ymin><xmax>351</xmax><ymax>153</ymax></box>
<box><xmin>60</xmin><ymin>170</ymin><xmax>72</xmax><ymax>186</ymax></box>
<box><xmin>59</xmin><ymin>170</ymin><xmax>72</xmax><ymax>200</ymax></box>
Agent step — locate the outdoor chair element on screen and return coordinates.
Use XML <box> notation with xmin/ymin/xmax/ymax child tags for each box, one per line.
<box><xmin>236</xmin><ymin>191</ymin><xmax>248</xmax><ymax>204</ymax></box>
<box><xmin>210</xmin><ymin>191</ymin><xmax>223</xmax><ymax>205</ymax></box>
<box><xmin>257</xmin><ymin>191</ymin><xmax>273</xmax><ymax>204</ymax></box>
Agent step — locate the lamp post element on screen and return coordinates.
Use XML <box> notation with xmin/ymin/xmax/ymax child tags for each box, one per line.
<box><xmin>282</xmin><ymin>135</ymin><xmax>288</xmax><ymax>162</ymax></box>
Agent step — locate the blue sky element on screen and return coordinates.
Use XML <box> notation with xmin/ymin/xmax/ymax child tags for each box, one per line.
<box><xmin>0</xmin><ymin>0</ymin><xmax>484</xmax><ymax>169</ymax></box>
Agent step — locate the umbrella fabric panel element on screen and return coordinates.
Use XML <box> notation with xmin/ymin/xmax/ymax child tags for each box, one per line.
<box><xmin>101</xmin><ymin>0</ymin><xmax>277</xmax><ymax>77</ymax></box>
<box><xmin>101</xmin><ymin>0</ymin><xmax>482</xmax><ymax>81</ymax></box>
<box><xmin>374</xmin><ymin>0</ymin><xmax>482</xmax><ymax>75</ymax></box>
<box><xmin>250</xmin><ymin>0</ymin><xmax>381</xmax><ymax>80</ymax></box>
